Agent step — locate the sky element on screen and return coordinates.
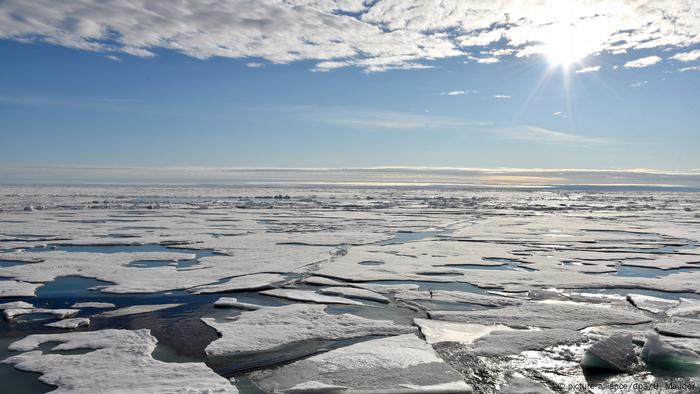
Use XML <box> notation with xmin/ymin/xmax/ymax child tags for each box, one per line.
<box><xmin>1</xmin><ymin>0</ymin><xmax>699</xmax><ymax>183</ymax></box>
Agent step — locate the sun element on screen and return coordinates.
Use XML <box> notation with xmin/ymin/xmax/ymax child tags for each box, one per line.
<box><xmin>542</xmin><ymin>22</ymin><xmax>589</xmax><ymax>68</ymax></box>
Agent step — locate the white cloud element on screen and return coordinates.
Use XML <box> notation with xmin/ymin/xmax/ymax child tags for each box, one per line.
<box><xmin>446</xmin><ymin>90</ymin><xmax>466</xmax><ymax>96</ymax></box>
<box><xmin>0</xmin><ymin>1</ymin><xmax>698</xmax><ymax>72</ymax></box>
<box><xmin>476</xmin><ymin>57</ymin><xmax>500</xmax><ymax>64</ymax></box>
<box><xmin>507</xmin><ymin>126</ymin><xmax>610</xmax><ymax>144</ymax></box>
<box><xmin>493</xmin><ymin>95</ymin><xmax>510</xmax><ymax>99</ymax></box>
<box><xmin>629</xmin><ymin>80</ymin><xmax>648</xmax><ymax>87</ymax></box>
<box><xmin>670</xmin><ymin>49</ymin><xmax>700</xmax><ymax>62</ymax></box>
<box><xmin>280</xmin><ymin>106</ymin><xmax>606</xmax><ymax>145</ymax></box>
<box><xmin>246</xmin><ymin>62</ymin><xmax>264</xmax><ymax>68</ymax></box>
<box><xmin>624</xmin><ymin>56</ymin><xmax>662</xmax><ymax>68</ymax></box>
<box><xmin>105</xmin><ymin>55</ymin><xmax>122</xmax><ymax>62</ymax></box>
<box><xmin>679</xmin><ymin>65</ymin><xmax>700</xmax><ymax>72</ymax></box>
<box><xmin>575</xmin><ymin>65</ymin><xmax>601</xmax><ymax>73</ymax></box>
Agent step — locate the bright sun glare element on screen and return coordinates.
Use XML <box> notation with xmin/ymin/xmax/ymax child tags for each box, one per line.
<box><xmin>540</xmin><ymin>1</ymin><xmax>605</xmax><ymax>68</ymax></box>
<box><xmin>542</xmin><ymin>22</ymin><xmax>589</xmax><ymax>67</ymax></box>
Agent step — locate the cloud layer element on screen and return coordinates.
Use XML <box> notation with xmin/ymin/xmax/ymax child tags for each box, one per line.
<box><xmin>1</xmin><ymin>0</ymin><xmax>699</xmax><ymax>71</ymax></box>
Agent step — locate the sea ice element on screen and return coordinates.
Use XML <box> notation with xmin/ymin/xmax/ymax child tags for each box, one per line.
<box><xmin>46</xmin><ymin>317</ymin><xmax>90</xmax><ymax>329</ymax></box>
<box><xmin>429</xmin><ymin>301</ymin><xmax>651</xmax><ymax>330</ymax></box>
<box><xmin>0</xmin><ymin>301</ymin><xmax>34</xmax><ymax>309</ymax></box>
<box><xmin>469</xmin><ymin>329</ymin><xmax>582</xmax><ymax>357</ymax></box>
<box><xmin>259</xmin><ymin>288</ymin><xmax>364</xmax><ymax>305</ymax></box>
<box><xmin>98</xmin><ymin>303</ymin><xmax>183</xmax><ymax>318</ymax></box>
<box><xmin>214</xmin><ymin>297</ymin><xmax>261</xmax><ymax>310</ymax></box>
<box><xmin>580</xmin><ymin>335</ymin><xmax>637</xmax><ymax>372</ymax></box>
<box><xmin>4</xmin><ymin>307</ymin><xmax>79</xmax><ymax>321</ymax></box>
<box><xmin>626</xmin><ymin>294</ymin><xmax>679</xmax><ymax>314</ymax></box>
<box><xmin>641</xmin><ymin>335</ymin><xmax>700</xmax><ymax>372</ymax></box>
<box><xmin>319</xmin><ymin>286</ymin><xmax>390</xmax><ymax>303</ymax></box>
<box><xmin>655</xmin><ymin>318</ymin><xmax>700</xmax><ymax>338</ymax></box>
<box><xmin>3</xmin><ymin>329</ymin><xmax>237</xmax><ymax>393</ymax></box>
<box><xmin>666</xmin><ymin>298</ymin><xmax>700</xmax><ymax>317</ymax></box>
<box><xmin>0</xmin><ymin>280</ymin><xmax>41</xmax><ymax>298</ymax></box>
<box><xmin>251</xmin><ymin>334</ymin><xmax>472</xmax><ymax>393</ymax></box>
<box><xmin>414</xmin><ymin>319</ymin><xmax>513</xmax><ymax>345</ymax></box>
<box><xmin>303</xmin><ymin>276</ymin><xmax>346</xmax><ymax>286</ymax></box>
<box><xmin>71</xmin><ymin>302</ymin><xmax>116</xmax><ymax>309</ymax></box>
<box><xmin>203</xmin><ymin>304</ymin><xmax>415</xmax><ymax>358</ymax></box>
<box><xmin>189</xmin><ymin>273</ymin><xmax>286</xmax><ymax>294</ymax></box>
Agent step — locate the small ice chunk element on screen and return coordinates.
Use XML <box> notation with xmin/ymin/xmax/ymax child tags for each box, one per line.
<box><xmin>431</xmin><ymin>290</ymin><xmax>522</xmax><ymax>307</ymax></box>
<box><xmin>71</xmin><ymin>302</ymin><xmax>116</xmax><ymax>309</ymax></box>
<box><xmin>350</xmin><ymin>283</ymin><xmax>421</xmax><ymax>294</ymax></box>
<box><xmin>415</xmin><ymin>319</ymin><xmax>513</xmax><ymax>345</ymax></box>
<box><xmin>581</xmin><ymin>335</ymin><xmax>636</xmax><ymax>372</ymax></box>
<box><xmin>470</xmin><ymin>329</ymin><xmax>581</xmax><ymax>357</ymax></box>
<box><xmin>260</xmin><ymin>289</ymin><xmax>363</xmax><ymax>305</ymax></box>
<box><xmin>303</xmin><ymin>276</ymin><xmax>346</xmax><ymax>286</ymax></box>
<box><xmin>0</xmin><ymin>301</ymin><xmax>34</xmax><ymax>310</ymax></box>
<box><xmin>319</xmin><ymin>286</ymin><xmax>390</xmax><ymax>303</ymax></box>
<box><xmin>626</xmin><ymin>294</ymin><xmax>678</xmax><ymax>314</ymax></box>
<box><xmin>189</xmin><ymin>273</ymin><xmax>286</xmax><ymax>294</ymax></box>
<box><xmin>4</xmin><ymin>308</ymin><xmax>79</xmax><ymax>321</ymax></box>
<box><xmin>641</xmin><ymin>335</ymin><xmax>700</xmax><ymax>372</ymax></box>
<box><xmin>278</xmin><ymin>380</ymin><xmax>347</xmax><ymax>393</ymax></box>
<box><xmin>667</xmin><ymin>298</ymin><xmax>700</xmax><ymax>317</ymax></box>
<box><xmin>0</xmin><ymin>280</ymin><xmax>41</xmax><ymax>297</ymax></box>
<box><xmin>655</xmin><ymin>318</ymin><xmax>700</xmax><ymax>339</ymax></box>
<box><xmin>214</xmin><ymin>297</ymin><xmax>261</xmax><ymax>310</ymax></box>
<box><xmin>99</xmin><ymin>303</ymin><xmax>183</xmax><ymax>318</ymax></box>
<box><xmin>46</xmin><ymin>317</ymin><xmax>90</xmax><ymax>329</ymax></box>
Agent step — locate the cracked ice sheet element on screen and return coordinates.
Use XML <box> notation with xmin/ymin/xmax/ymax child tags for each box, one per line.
<box><xmin>316</xmin><ymin>241</ymin><xmax>700</xmax><ymax>293</ymax></box>
<box><xmin>259</xmin><ymin>288</ymin><xmax>364</xmax><ymax>305</ymax></box>
<box><xmin>416</xmin><ymin>318</ymin><xmax>582</xmax><ymax>357</ymax></box>
<box><xmin>3</xmin><ymin>329</ymin><xmax>237</xmax><ymax>393</ymax></box>
<box><xmin>202</xmin><ymin>303</ymin><xmax>415</xmax><ymax>358</ymax></box>
<box><xmin>0</xmin><ymin>280</ymin><xmax>42</xmax><ymax>298</ymax></box>
<box><xmin>318</xmin><ymin>286</ymin><xmax>390</xmax><ymax>303</ymax></box>
<box><xmin>189</xmin><ymin>273</ymin><xmax>286</xmax><ymax>294</ymax></box>
<box><xmin>429</xmin><ymin>301</ymin><xmax>651</xmax><ymax>330</ymax></box>
<box><xmin>0</xmin><ymin>242</ymin><xmax>328</xmax><ymax>293</ymax></box>
<box><xmin>396</xmin><ymin>290</ymin><xmax>522</xmax><ymax>307</ymax></box>
<box><xmin>252</xmin><ymin>334</ymin><xmax>471</xmax><ymax>393</ymax></box>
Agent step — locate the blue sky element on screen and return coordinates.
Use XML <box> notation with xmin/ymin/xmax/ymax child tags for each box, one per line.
<box><xmin>1</xmin><ymin>0</ymin><xmax>699</xmax><ymax>175</ymax></box>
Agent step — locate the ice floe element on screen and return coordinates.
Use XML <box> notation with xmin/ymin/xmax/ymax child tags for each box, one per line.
<box><xmin>3</xmin><ymin>329</ymin><xmax>237</xmax><ymax>393</ymax></box>
<box><xmin>429</xmin><ymin>301</ymin><xmax>651</xmax><ymax>330</ymax></box>
<box><xmin>202</xmin><ymin>304</ymin><xmax>415</xmax><ymax>358</ymax></box>
<box><xmin>414</xmin><ymin>319</ymin><xmax>513</xmax><ymax>345</ymax></box>
<box><xmin>71</xmin><ymin>302</ymin><xmax>116</xmax><ymax>309</ymax></box>
<box><xmin>46</xmin><ymin>317</ymin><xmax>90</xmax><ymax>329</ymax></box>
<box><xmin>318</xmin><ymin>286</ymin><xmax>390</xmax><ymax>303</ymax></box>
<box><xmin>4</xmin><ymin>307</ymin><xmax>79</xmax><ymax>321</ymax></box>
<box><xmin>213</xmin><ymin>297</ymin><xmax>261</xmax><ymax>310</ymax></box>
<box><xmin>259</xmin><ymin>288</ymin><xmax>364</xmax><ymax>305</ymax></box>
<box><xmin>251</xmin><ymin>334</ymin><xmax>471</xmax><ymax>393</ymax></box>
<box><xmin>667</xmin><ymin>298</ymin><xmax>700</xmax><ymax>317</ymax></box>
<box><xmin>626</xmin><ymin>293</ymin><xmax>679</xmax><ymax>314</ymax></box>
<box><xmin>189</xmin><ymin>273</ymin><xmax>286</xmax><ymax>294</ymax></box>
<box><xmin>99</xmin><ymin>303</ymin><xmax>183</xmax><ymax>318</ymax></box>
<box><xmin>655</xmin><ymin>318</ymin><xmax>700</xmax><ymax>338</ymax></box>
<box><xmin>0</xmin><ymin>280</ymin><xmax>41</xmax><ymax>298</ymax></box>
<box><xmin>581</xmin><ymin>335</ymin><xmax>637</xmax><ymax>372</ymax></box>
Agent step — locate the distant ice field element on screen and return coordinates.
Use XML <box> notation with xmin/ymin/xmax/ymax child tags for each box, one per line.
<box><xmin>0</xmin><ymin>185</ymin><xmax>699</xmax><ymax>393</ymax></box>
